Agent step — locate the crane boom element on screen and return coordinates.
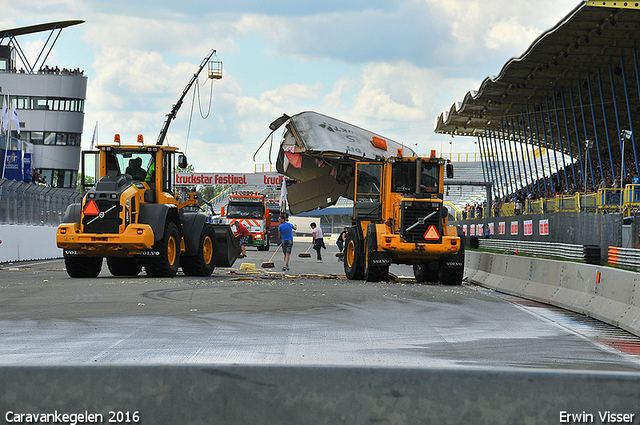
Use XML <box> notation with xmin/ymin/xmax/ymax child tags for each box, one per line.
<box><xmin>156</xmin><ymin>49</ymin><xmax>217</xmax><ymax>146</ymax></box>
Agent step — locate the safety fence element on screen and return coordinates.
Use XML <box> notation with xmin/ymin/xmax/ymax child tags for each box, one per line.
<box><xmin>0</xmin><ymin>178</ymin><xmax>82</xmax><ymax>226</ymax></box>
<box><xmin>451</xmin><ymin>185</ymin><xmax>640</xmax><ymax>220</ymax></box>
<box><xmin>476</xmin><ymin>239</ymin><xmax>599</xmax><ymax>263</ymax></box>
<box><xmin>608</xmin><ymin>246</ymin><xmax>640</xmax><ymax>271</ymax></box>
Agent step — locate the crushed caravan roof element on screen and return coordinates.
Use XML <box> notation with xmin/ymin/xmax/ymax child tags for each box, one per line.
<box><xmin>271</xmin><ymin>111</ymin><xmax>417</xmax><ymax>214</ymax></box>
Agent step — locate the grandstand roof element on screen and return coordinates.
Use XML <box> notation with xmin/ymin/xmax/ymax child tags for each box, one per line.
<box><xmin>434</xmin><ymin>1</ymin><xmax>640</xmax><ymax>159</ymax></box>
<box><xmin>0</xmin><ymin>20</ymin><xmax>84</xmax><ymax>38</ymax></box>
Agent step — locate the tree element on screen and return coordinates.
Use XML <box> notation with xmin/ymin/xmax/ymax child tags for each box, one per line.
<box><xmin>76</xmin><ymin>173</ymin><xmax>94</xmax><ymax>193</ymax></box>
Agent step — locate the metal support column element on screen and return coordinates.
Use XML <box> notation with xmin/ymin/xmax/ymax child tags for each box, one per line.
<box><xmin>559</xmin><ymin>88</ymin><xmax>578</xmax><ymax>190</ymax></box>
<box><xmin>488</xmin><ymin>127</ymin><xmax>505</xmax><ymax>199</ymax></box>
<box><xmin>499</xmin><ymin>120</ymin><xmax>516</xmax><ymax>196</ymax></box>
<box><xmin>550</xmin><ymin>92</ymin><xmax>569</xmax><ymax>189</ymax></box>
<box><xmin>621</xmin><ymin>54</ymin><xmax>639</xmax><ymax>174</ymax></box>
<box><xmin>485</xmin><ymin>134</ymin><xmax>500</xmax><ymax>200</ymax></box>
<box><xmin>569</xmin><ymin>85</ymin><xmax>589</xmax><ymax>189</ymax></box>
<box><xmin>524</xmin><ymin>108</ymin><xmax>544</xmax><ymax>195</ymax></box>
<box><xmin>529</xmin><ymin>104</ymin><xmax>550</xmax><ymax>194</ymax></box>
<box><xmin>477</xmin><ymin>136</ymin><xmax>488</xmax><ymax>187</ymax></box>
<box><xmin>537</xmin><ymin>104</ymin><xmax>556</xmax><ymax>190</ymax></box>
<box><xmin>514</xmin><ymin>116</ymin><xmax>533</xmax><ymax>197</ymax></box>
<box><xmin>508</xmin><ymin>117</ymin><xmax>525</xmax><ymax>195</ymax></box>
<box><xmin>609</xmin><ymin>63</ymin><xmax>626</xmax><ymax>177</ymax></box>
<box><xmin>578</xmin><ymin>76</ymin><xmax>598</xmax><ymax>186</ymax></box>
<box><xmin>593</xmin><ymin>69</ymin><xmax>613</xmax><ymax>181</ymax></box>
<box><xmin>545</xmin><ymin>97</ymin><xmax>562</xmax><ymax>189</ymax></box>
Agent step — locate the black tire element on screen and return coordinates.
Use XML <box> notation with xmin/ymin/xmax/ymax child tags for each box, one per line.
<box><xmin>145</xmin><ymin>221</ymin><xmax>180</xmax><ymax>277</ymax></box>
<box><xmin>106</xmin><ymin>257</ymin><xmax>142</xmax><ymax>277</ymax></box>
<box><xmin>257</xmin><ymin>237</ymin><xmax>270</xmax><ymax>251</ymax></box>
<box><xmin>441</xmin><ymin>229</ymin><xmax>465</xmax><ymax>286</ymax></box>
<box><xmin>364</xmin><ymin>226</ymin><xmax>388</xmax><ymax>282</ymax></box>
<box><xmin>65</xmin><ymin>256</ymin><xmax>103</xmax><ymax>278</ymax></box>
<box><xmin>413</xmin><ymin>261</ymin><xmax>442</xmax><ymax>283</ymax></box>
<box><xmin>344</xmin><ymin>227</ymin><xmax>364</xmax><ymax>280</ymax></box>
<box><xmin>181</xmin><ymin>225</ymin><xmax>216</xmax><ymax>276</ymax></box>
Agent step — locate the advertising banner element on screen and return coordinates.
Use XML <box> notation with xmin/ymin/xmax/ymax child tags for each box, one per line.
<box><xmin>2</xmin><ymin>149</ymin><xmax>22</xmax><ymax>181</ymax></box>
<box><xmin>539</xmin><ymin>219</ymin><xmax>550</xmax><ymax>236</ymax></box>
<box><xmin>524</xmin><ymin>220</ymin><xmax>533</xmax><ymax>236</ymax></box>
<box><xmin>510</xmin><ymin>221</ymin><xmax>519</xmax><ymax>236</ymax></box>
<box><xmin>23</xmin><ymin>153</ymin><xmax>31</xmax><ymax>182</ymax></box>
<box><xmin>175</xmin><ymin>172</ymin><xmax>287</xmax><ymax>187</ymax></box>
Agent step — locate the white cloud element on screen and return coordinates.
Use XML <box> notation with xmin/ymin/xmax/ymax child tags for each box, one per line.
<box><xmin>5</xmin><ymin>0</ymin><xmax>586</xmax><ymax>175</ymax></box>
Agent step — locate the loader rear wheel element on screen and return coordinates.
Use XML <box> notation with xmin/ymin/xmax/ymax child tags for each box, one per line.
<box><xmin>107</xmin><ymin>257</ymin><xmax>142</xmax><ymax>277</ymax></box>
<box><xmin>145</xmin><ymin>221</ymin><xmax>180</xmax><ymax>277</ymax></box>
<box><xmin>441</xmin><ymin>228</ymin><xmax>465</xmax><ymax>286</ymax></box>
<box><xmin>344</xmin><ymin>227</ymin><xmax>364</xmax><ymax>280</ymax></box>
<box><xmin>181</xmin><ymin>225</ymin><xmax>216</xmax><ymax>276</ymax></box>
<box><xmin>65</xmin><ymin>256</ymin><xmax>103</xmax><ymax>278</ymax></box>
<box><xmin>364</xmin><ymin>226</ymin><xmax>388</xmax><ymax>282</ymax></box>
<box><xmin>413</xmin><ymin>261</ymin><xmax>442</xmax><ymax>283</ymax></box>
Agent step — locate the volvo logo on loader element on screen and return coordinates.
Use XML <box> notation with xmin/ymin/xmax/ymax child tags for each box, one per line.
<box><xmin>406</xmin><ymin>211</ymin><xmax>437</xmax><ymax>232</ymax></box>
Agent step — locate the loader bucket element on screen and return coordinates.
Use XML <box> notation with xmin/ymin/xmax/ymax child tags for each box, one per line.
<box><xmin>211</xmin><ymin>224</ymin><xmax>242</xmax><ymax>268</ymax></box>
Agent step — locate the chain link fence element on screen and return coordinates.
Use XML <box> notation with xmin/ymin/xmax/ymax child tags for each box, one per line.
<box><xmin>0</xmin><ymin>178</ymin><xmax>82</xmax><ymax>226</ymax></box>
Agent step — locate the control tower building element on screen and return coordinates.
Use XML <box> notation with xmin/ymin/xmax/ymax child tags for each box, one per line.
<box><xmin>0</xmin><ymin>20</ymin><xmax>86</xmax><ymax>188</ymax></box>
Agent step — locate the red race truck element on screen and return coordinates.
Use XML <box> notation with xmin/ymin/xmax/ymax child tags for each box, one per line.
<box><xmin>222</xmin><ymin>192</ymin><xmax>271</xmax><ymax>251</ymax></box>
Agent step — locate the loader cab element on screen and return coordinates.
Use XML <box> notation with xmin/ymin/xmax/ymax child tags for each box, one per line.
<box><xmin>81</xmin><ymin>135</ymin><xmax>188</xmax><ymax>202</ymax></box>
<box><xmin>390</xmin><ymin>158</ymin><xmax>441</xmax><ymax>196</ymax></box>
<box><xmin>353</xmin><ymin>155</ymin><xmax>448</xmax><ymax>223</ymax></box>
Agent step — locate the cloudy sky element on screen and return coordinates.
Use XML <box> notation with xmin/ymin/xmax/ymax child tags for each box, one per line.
<box><xmin>4</xmin><ymin>0</ymin><xmax>581</xmax><ymax>172</ymax></box>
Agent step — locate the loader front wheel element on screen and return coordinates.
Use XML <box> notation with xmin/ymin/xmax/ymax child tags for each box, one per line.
<box><xmin>181</xmin><ymin>225</ymin><xmax>216</xmax><ymax>276</ymax></box>
<box><xmin>107</xmin><ymin>257</ymin><xmax>142</xmax><ymax>277</ymax></box>
<box><xmin>65</xmin><ymin>256</ymin><xmax>103</xmax><ymax>278</ymax></box>
<box><xmin>145</xmin><ymin>221</ymin><xmax>180</xmax><ymax>277</ymax></box>
<box><xmin>344</xmin><ymin>227</ymin><xmax>364</xmax><ymax>280</ymax></box>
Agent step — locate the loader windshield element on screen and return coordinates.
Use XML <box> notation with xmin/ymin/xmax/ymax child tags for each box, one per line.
<box><xmin>105</xmin><ymin>151</ymin><xmax>155</xmax><ymax>182</ymax></box>
<box><xmin>391</xmin><ymin>161</ymin><xmax>439</xmax><ymax>195</ymax></box>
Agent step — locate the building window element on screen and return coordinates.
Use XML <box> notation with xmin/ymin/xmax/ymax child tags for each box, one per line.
<box><xmin>44</xmin><ymin>132</ymin><xmax>56</xmax><ymax>145</ymax></box>
<box><xmin>31</xmin><ymin>132</ymin><xmax>44</xmax><ymax>144</ymax></box>
<box><xmin>41</xmin><ymin>169</ymin><xmax>77</xmax><ymax>188</ymax></box>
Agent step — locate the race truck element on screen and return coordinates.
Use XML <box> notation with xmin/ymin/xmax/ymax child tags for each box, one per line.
<box><xmin>261</xmin><ymin>111</ymin><xmax>464</xmax><ymax>284</ymax></box>
<box><xmin>56</xmin><ymin>136</ymin><xmax>241</xmax><ymax>278</ymax></box>
<box><xmin>265</xmin><ymin>198</ymin><xmax>282</xmax><ymax>243</ymax></box>
<box><xmin>222</xmin><ymin>191</ymin><xmax>271</xmax><ymax>251</ymax></box>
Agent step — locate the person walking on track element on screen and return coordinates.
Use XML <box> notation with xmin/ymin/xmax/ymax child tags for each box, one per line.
<box><xmin>278</xmin><ymin>215</ymin><xmax>297</xmax><ymax>271</ymax></box>
<box><xmin>310</xmin><ymin>222</ymin><xmax>326</xmax><ymax>262</ymax></box>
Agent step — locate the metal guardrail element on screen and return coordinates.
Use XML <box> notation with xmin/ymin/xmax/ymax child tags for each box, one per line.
<box><xmin>608</xmin><ymin>246</ymin><xmax>640</xmax><ymax>270</ymax></box>
<box><xmin>0</xmin><ymin>178</ymin><xmax>82</xmax><ymax>226</ymax></box>
<box><xmin>477</xmin><ymin>239</ymin><xmax>591</xmax><ymax>262</ymax></box>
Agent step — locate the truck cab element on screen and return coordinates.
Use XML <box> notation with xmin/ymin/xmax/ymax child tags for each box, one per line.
<box><xmin>222</xmin><ymin>192</ymin><xmax>271</xmax><ymax>251</ymax></box>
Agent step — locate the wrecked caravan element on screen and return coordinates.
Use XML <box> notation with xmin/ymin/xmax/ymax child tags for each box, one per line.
<box><xmin>267</xmin><ymin>111</ymin><xmax>416</xmax><ymax>214</ymax></box>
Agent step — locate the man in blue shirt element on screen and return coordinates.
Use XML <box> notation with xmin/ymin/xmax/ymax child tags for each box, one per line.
<box><xmin>278</xmin><ymin>215</ymin><xmax>297</xmax><ymax>271</ymax></box>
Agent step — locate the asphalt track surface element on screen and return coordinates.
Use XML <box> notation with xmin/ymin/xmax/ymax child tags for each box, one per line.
<box><xmin>1</xmin><ymin>239</ymin><xmax>640</xmax><ymax>370</ymax></box>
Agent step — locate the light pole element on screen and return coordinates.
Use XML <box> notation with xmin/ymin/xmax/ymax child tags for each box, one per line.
<box><xmin>621</xmin><ymin>130</ymin><xmax>632</xmax><ymax>205</ymax></box>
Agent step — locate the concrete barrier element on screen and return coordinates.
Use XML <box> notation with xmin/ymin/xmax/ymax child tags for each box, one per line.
<box><xmin>1</xmin><ymin>365</ymin><xmax>639</xmax><ymax>424</ymax></box>
<box><xmin>466</xmin><ymin>250</ymin><xmax>640</xmax><ymax>337</ymax></box>
<box><xmin>0</xmin><ymin>225</ymin><xmax>61</xmax><ymax>263</ymax></box>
